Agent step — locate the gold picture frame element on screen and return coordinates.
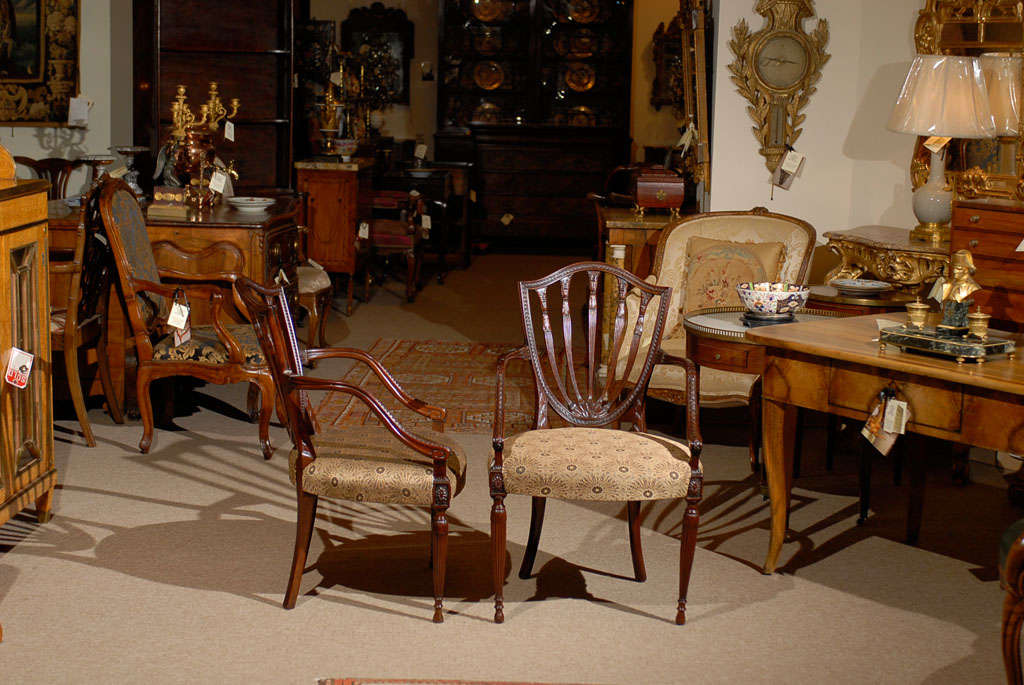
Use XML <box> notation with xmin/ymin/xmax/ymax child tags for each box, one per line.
<box><xmin>0</xmin><ymin>1</ymin><xmax>80</xmax><ymax>126</ymax></box>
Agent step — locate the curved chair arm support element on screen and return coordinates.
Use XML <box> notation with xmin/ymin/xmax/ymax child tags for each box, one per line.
<box><xmin>132</xmin><ymin>278</ymin><xmax>244</xmax><ymax>364</ymax></box>
<box><xmin>492</xmin><ymin>346</ymin><xmax>530</xmax><ymax>455</ymax></box>
<box><xmin>1006</xmin><ymin>533</ymin><xmax>1024</xmax><ymax>595</ymax></box>
<box><xmin>304</xmin><ymin>346</ymin><xmax>447</xmax><ymax>429</ymax></box>
<box><xmin>658</xmin><ymin>351</ymin><xmax>703</xmax><ymax>470</ymax></box>
<box><xmin>283</xmin><ymin>373</ymin><xmax>452</xmax><ymax>463</ymax></box>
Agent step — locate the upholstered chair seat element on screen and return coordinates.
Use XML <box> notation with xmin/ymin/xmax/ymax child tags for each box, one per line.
<box><xmin>152</xmin><ymin>324</ymin><xmax>265</xmax><ymax>366</ymax></box>
<box><xmin>502</xmin><ymin>427</ymin><xmax>695</xmax><ymax>501</ymax></box>
<box><xmin>288</xmin><ymin>426</ymin><xmax>466</xmax><ymax>506</ymax></box>
<box><xmin>297</xmin><ymin>264</ymin><xmax>332</xmax><ymax>294</ymax></box>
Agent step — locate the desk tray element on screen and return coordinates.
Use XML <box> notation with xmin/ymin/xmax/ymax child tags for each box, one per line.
<box><xmin>879</xmin><ymin>324</ymin><xmax>1016</xmax><ymax>363</ymax></box>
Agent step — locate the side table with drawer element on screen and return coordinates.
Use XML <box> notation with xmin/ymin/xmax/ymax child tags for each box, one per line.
<box><xmin>951</xmin><ymin>198</ymin><xmax>1024</xmax><ymax>329</ymax></box>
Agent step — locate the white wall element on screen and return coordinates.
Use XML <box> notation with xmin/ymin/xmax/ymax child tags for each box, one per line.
<box><xmin>2</xmin><ymin>1</ymin><xmax>132</xmax><ymax>194</ymax></box>
<box><xmin>709</xmin><ymin>0</ymin><xmax>920</xmax><ymax>237</ymax></box>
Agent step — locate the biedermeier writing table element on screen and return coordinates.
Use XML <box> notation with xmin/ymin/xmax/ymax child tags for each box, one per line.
<box><xmin>744</xmin><ymin>313</ymin><xmax>1024</xmax><ymax>574</ymax></box>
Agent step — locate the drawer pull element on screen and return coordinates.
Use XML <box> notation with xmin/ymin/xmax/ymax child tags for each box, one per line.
<box><xmin>714</xmin><ymin>353</ymin><xmax>721</xmax><ymax>360</ymax></box>
<box><xmin>969</xmin><ymin>215</ymin><xmax>981</xmax><ymax>223</ymax></box>
<box><xmin>969</xmin><ymin>239</ymin><xmax>979</xmax><ymax>248</ymax></box>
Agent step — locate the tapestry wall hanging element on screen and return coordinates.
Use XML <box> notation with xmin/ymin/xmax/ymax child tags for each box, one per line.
<box><xmin>0</xmin><ymin>0</ymin><xmax>80</xmax><ymax>125</ymax></box>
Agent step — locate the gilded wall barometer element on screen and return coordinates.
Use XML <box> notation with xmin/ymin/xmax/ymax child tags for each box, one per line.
<box><xmin>728</xmin><ymin>0</ymin><xmax>830</xmax><ymax>172</ymax></box>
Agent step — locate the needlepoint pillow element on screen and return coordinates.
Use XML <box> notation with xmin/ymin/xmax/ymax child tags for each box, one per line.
<box><xmin>682</xmin><ymin>236</ymin><xmax>785</xmax><ymax>313</ymax></box>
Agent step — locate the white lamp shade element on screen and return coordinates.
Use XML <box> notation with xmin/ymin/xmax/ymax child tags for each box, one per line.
<box><xmin>980</xmin><ymin>53</ymin><xmax>1022</xmax><ymax>136</ymax></box>
<box><xmin>888</xmin><ymin>55</ymin><xmax>996</xmax><ymax>139</ymax></box>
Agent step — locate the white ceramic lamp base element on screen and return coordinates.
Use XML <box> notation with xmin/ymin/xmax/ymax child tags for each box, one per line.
<box><xmin>911</xmin><ymin>149</ymin><xmax>952</xmax><ymax>243</ymax></box>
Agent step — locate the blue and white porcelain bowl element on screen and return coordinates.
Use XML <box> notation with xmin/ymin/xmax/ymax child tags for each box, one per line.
<box><xmin>736</xmin><ymin>281</ymin><xmax>809</xmax><ymax>315</ymax></box>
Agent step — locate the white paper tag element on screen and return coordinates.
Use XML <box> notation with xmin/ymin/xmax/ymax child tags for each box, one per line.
<box><xmin>470</xmin><ymin>189</ymin><xmax>477</xmax><ymax>203</ymax></box>
<box><xmin>173</xmin><ymin>318</ymin><xmax>191</xmax><ymax>346</ymax></box>
<box><xmin>928</xmin><ymin>277</ymin><xmax>946</xmax><ymax>302</ymax></box>
<box><xmin>414</xmin><ymin>143</ymin><xmax>428</xmax><ymax>159</ymax></box>
<box><xmin>500</xmin><ymin>213</ymin><xmax>514</xmax><ymax>226</ymax></box>
<box><xmin>421</xmin><ymin>214</ymin><xmax>431</xmax><ymax>230</ymax></box>
<box><xmin>358</xmin><ymin>221</ymin><xmax>370</xmax><ymax>239</ymax></box>
<box><xmin>209</xmin><ymin>170</ymin><xmax>228</xmax><ymax>194</ymax></box>
<box><xmin>781</xmin><ymin>151</ymin><xmax>805</xmax><ymax>174</ymax></box>
<box><xmin>883</xmin><ymin>399</ymin><xmax>909</xmax><ymax>435</ymax></box>
<box><xmin>108</xmin><ymin>164</ymin><xmax>128</xmax><ymax>179</ymax></box>
<box><xmin>167</xmin><ymin>302</ymin><xmax>190</xmax><ymax>329</ymax></box>
<box><xmin>276</xmin><ymin>268</ymin><xmax>290</xmax><ymax>285</ymax></box>
<box><xmin>307</xmin><ymin>258</ymin><xmax>322</xmax><ymax>270</ymax></box>
<box><xmin>1016</xmin><ymin>237</ymin><xmax>1024</xmax><ymax>252</ymax></box>
<box><xmin>876</xmin><ymin>318</ymin><xmax>902</xmax><ymax>331</ymax></box>
<box><xmin>924</xmin><ymin>136</ymin><xmax>952</xmax><ymax>153</ymax></box>
<box><xmin>409</xmin><ymin>189</ymin><xmax>421</xmax><ymax>198</ymax></box>
<box><xmin>4</xmin><ymin>347</ymin><xmax>33</xmax><ymax>388</ymax></box>
<box><xmin>224</xmin><ymin>121</ymin><xmax>235</xmax><ymax>142</ymax></box>
<box><xmin>68</xmin><ymin>96</ymin><xmax>90</xmax><ymax>127</ymax></box>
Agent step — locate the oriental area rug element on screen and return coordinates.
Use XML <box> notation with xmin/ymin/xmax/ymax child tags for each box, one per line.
<box><xmin>315</xmin><ymin>339</ymin><xmax>537</xmax><ymax>435</ymax></box>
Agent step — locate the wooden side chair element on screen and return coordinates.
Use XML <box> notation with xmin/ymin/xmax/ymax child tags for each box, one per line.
<box><xmin>15</xmin><ymin>156</ymin><xmax>85</xmax><ymax>199</ymax></box>
<box><xmin>49</xmin><ymin>187</ymin><xmax>123</xmax><ymax>446</ymax></box>
<box><xmin>490</xmin><ymin>262</ymin><xmax>704</xmax><ymax>624</ymax></box>
<box><xmin>234</xmin><ymin>276</ymin><xmax>466</xmax><ymax>621</ymax></box>
<box><xmin>360</xmin><ymin>189</ymin><xmax>424</xmax><ymax>303</ymax></box>
<box><xmin>294</xmin><ymin>192</ymin><xmax>332</xmax><ymax>358</ymax></box>
<box><xmin>97</xmin><ymin>178</ymin><xmax>276</xmax><ymax>459</ymax></box>
<box><xmin>1003</xmin><ymin>518</ymin><xmax>1024</xmax><ymax>684</ymax></box>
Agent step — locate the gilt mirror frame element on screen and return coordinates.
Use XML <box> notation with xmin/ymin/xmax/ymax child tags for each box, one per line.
<box><xmin>912</xmin><ymin>0</ymin><xmax>1024</xmax><ymax>200</ymax></box>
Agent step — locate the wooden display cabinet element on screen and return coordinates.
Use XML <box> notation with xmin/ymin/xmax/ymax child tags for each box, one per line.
<box><xmin>0</xmin><ymin>180</ymin><xmax>56</xmax><ymax>530</ymax></box>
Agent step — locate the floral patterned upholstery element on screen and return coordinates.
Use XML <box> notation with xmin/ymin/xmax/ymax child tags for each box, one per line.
<box><xmin>49</xmin><ymin>309</ymin><xmax>67</xmax><ymax>334</ymax></box>
<box><xmin>682</xmin><ymin>237</ymin><xmax>784</xmax><ymax>312</ymax></box>
<box><xmin>288</xmin><ymin>426</ymin><xmax>467</xmax><ymax>505</ymax></box>
<box><xmin>152</xmin><ymin>324</ymin><xmax>265</xmax><ymax>366</ymax></box>
<box><xmin>501</xmin><ymin>427</ymin><xmax>695</xmax><ymax>501</ymax></box>
<box><xmin>617</xmin><ymin>210</ymin><xmax>815</xmax><ymax>406</ymax></box>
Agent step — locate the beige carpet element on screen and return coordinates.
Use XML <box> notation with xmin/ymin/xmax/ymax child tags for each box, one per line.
<box><xmin>0</xmin><ymin>254</ymin><xmax>1016</xmax><ymax>683</ymax></box>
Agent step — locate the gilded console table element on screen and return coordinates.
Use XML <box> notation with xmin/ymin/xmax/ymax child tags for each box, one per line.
<box><xmin>823</xmin><ymin>225</ymin><xmax>949</xmax><ymax>295</ymax></box>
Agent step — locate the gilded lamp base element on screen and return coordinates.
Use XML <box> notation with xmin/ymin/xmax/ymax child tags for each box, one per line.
<box><xmin>910</xmin><ymin>222</ymin><xmax>950</xmax><ymax>244</ymax></box>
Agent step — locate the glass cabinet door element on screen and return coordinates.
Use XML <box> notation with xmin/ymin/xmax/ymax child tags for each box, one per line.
<box><xmin>9</xmin><ymin>242</ymin><xmax>43</xmax><ymax>474</ymax></box>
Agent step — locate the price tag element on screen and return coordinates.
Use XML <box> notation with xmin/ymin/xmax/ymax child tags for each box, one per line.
<box><xmin>209</xmin><ymin>170</ymin><xmax>228</xmax><ymax>194</ymax></box>
<box><xmin>780</xmin><ymin>151</ymin><xmax>805</xmax><ymax>174</ymax></box>
<box><xmin>173</xmin><ymin>318</ymin><xmax>191</xmax><ymax>346</ymax></box>
<box><xmin>224</xmin><ymin>121</ymin><xmax>235</xmax><ymax>142</ymax></box>
<box><xmin>4</xmin><ymin>347</ymin><xmax>33</xmax><ymax>389</ymax></box>
<box><xmin>414</xmin><ymin>143</ymin><xmax>428</xmax><ymax>159</ymax></box>
<box><xmin>68</xmin><ymin>96</ymin><xmax>90</xmax><ymax>127</ymax></box>
<box><xmin>108</xmin><ymin>164</ymin><xmax>128</xmax><ymax>179</ymax></box>
<box><xmin>924</xmin><ymin>136</ymin><xmax>952</xmax><ymax>153</ymax></box>
<box><xmin>421</xmin><ymin>214</ymin><xmax>431</xmax><ymax>230</ymax></box>
<box><xmin>358</xmin><ymin>221</ymin><xmax>370</xmax><ymax>239</ymax></box>
<box><xmin>928</xmin><ymin>277</ymin><xmax>946</xmax><ymax>302</ymax></box>
<box><xmin>883</xmin><ymin>399</ymin><xmax>910</xmax><ymax>435</ymax></box>
<box><xmin>307</xmin><ymin>258</ymin><xmax>322</xmax><ymax>270</ymax></box>
<box><xmin>167</xmin><ymin>301</ymin><xmax>190</xmax><ymax>329</ymax></box>
<box><xmin>500</xmin><ymin>213</ymin><xmax>514</xmax><ymax>226</ymax></box>
<box><xmin>276</xmin><ymin>268</ymin><xmax>290</xmax><ymax>285</ymax></box>
<box><xmin>469</xmin><ymin>189</ymin><xmax>477</xmax><ymax>203</ymax></box>
<box><xmin>1016</xmin><ymin>238</ymin><xmax>1024</xmax><ymax>252</ymax></box>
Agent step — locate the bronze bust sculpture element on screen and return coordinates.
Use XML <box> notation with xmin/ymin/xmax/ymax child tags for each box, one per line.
<box><xmin>939</xmin><ymin>249</ymin><xmax>981</xmax><ymax>330</ymax></box>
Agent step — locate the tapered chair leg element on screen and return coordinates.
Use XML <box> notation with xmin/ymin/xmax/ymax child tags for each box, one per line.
<box><xmin>316</xmin><ymin>291</ymin><xmax>330</xmax><ymax>347</ymax></box>
<box><xmin>519</xmin><ymin>496</ymin><xmax>546</xmax><ymax>579</ymax></box>
<box><xmin>136</xmin><ymin>366</ymin><xmax>155</xmax><ymax>453</ymax></box>
<box><xmin>96</xmin><ymin>333</ymin><xmax>123</xmax><ymax>424</ymax></box>
<box><xmin>254</xmin><ymin>377</ymin><xmax>274</xmax><ymax>460</ymax></box>
<box><xmin>64</xmin><ymin>344</ymin><xmax>95</xmax><ymax>447</ymax></box>
<box><xmin>676</xmin><ymin>497</ymin><xmax>700</xmax><ymax>625</ymax></box>
<box><xmin>627</xmin><ymin>500</ymin><xmax>647</xmax><ymax>582</ymax></box>
<box><xmin>284</xmin><ymin>490</ymin><xmax>318</xmax><ymax>609</ymax></box>
<box><xmin>431</xmin><ymin>506</ymin><xmax>449</xmax><ymax>623</ymax></box>
<box><xmin>749</xmin><ymin>379</ymin><xmax>762</xmax><ymax>472</ymax></box>
<box><xmin>491</xmin><ymin>488</ymin><xmax>507</xmax><ymax>624</ymax></box>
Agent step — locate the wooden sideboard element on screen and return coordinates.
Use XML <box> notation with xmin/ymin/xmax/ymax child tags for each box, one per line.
<box><xmin>951</xmin><ymin>198</ymin><xmax>1024</xmax><ymax>329</ymax></box>
<box><xmin>0</xmin><ymin>180</ymin><xmax>55</xmax><ymax>531</ymax></box>
<box><xmin>48</xmin><ymin>196</ymin><xmax>300</xmax><ymax>407</ymax></box>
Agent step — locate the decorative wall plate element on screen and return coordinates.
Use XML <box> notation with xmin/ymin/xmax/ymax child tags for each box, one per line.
<box><xmin>554</xmin><ymin>28</ymin><xmax>599</xmax><ymax>58</ymax></box>
<box><xmin>471</xmin><ymin>101</ymin><xmax>502</xmax><ymax>123</ymax></box>
<box><xmin>473</xmin><ymin>61</ymin><xmax>505</xmax><ymax>90</ymax></box>
<box><xmin>565</xmin><ymin>62</ymin><xmax>596</xmax><ymax>91</ymax></box>
<box><xmin>474</xmin><ymin>28</ymin><xmax>503</xmax><ymax>55</ymax></box>
<box><xmin>567</xmin><ymin>0</ymin><xmax>601</xmax><ymax>24</ymax></box>
<box><xmin>567</xmin><ymin>105</ymin><xmax>596</xmax><ymax>126</ymax></box>
<box><xmin>471</xmin><ymin>0</ymin><xmax>513</xmax><ymax>23</ymax></box>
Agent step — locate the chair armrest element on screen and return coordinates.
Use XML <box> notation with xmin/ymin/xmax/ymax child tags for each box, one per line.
<box><xmin>132</xmin><ymin>278</ymin><xmax>244</xmax><ymax>364</ymax></box>
<box><xmin>283</xmin><ymin>373</ymin><xmax>452</xmax><ymax>463</ymax></box>
<box><xmin>657</xmin><ymin>350</ymin><xmax>703</xmax><ymax>470</ymax></box>
<box><xmin>492</xmin><ymin>346</ymin><xmax>530</xmax><ymax>457</ymax></box>
<box><xmin>303</xmin><ymin>346</ymin><xmax>446</xmax><ymax>430</ymax></box>
<box><xmin>157</xmin><ymin>268</ymin><xmax>239</xmax><ymax>284</ymax></box>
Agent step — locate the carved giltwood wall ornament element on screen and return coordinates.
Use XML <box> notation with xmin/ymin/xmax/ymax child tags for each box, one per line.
<box><xmin>728</xmin><ymin>0</ymin><xmax>830</xmax><ymax>173</ymax></box>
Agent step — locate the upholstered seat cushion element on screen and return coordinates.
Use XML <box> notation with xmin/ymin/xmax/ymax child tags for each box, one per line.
<box><xmin>152</xmin><ymin>324</ymin><xmax>264</xmax><ymax>366</ymax></box>
<box><xmin>50</xmin><ymin>308</ymin><xmax>67</xmax><ymax>334</ymax></box>
<box><xmin>501</xmin><ymin>427</ymin><xmax>695</xmax><ymax>501</ymax></box>
<box><xmin>289</xmin><ymin>426</ymin><xmax>467</xmax><ymax>506</ymax></box>
<box><xmin>297</xmin><ymin>264</ymin><xmax>332</xmax><ymax>294</ymax></box>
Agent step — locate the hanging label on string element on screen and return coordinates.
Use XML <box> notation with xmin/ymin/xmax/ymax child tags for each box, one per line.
<box><xmin>224</xmin><ymin>121</ymin><xmax>235</xmax><ymax>142</ymax></box>
<box><xmin>4</xmin><ymin>347</ymin><xmax>33</xmax><ymax>388</ymax></box>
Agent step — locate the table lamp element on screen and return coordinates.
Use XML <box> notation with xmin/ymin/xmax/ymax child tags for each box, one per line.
<box><xmin>979</xmin><ymin>53</ymin><xmax>1022</xmax><ymax>174</ymax></box>
<box><xmin>888</xmin><ymin>55</ymin><xmax>995</xmax><ymax>243</ymax></box>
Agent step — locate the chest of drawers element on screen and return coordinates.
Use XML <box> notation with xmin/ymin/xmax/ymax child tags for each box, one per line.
<box><xmin>951</xmin><ymin>198</ymin><xmax>1024</xmax><ymax>329</ymax></box>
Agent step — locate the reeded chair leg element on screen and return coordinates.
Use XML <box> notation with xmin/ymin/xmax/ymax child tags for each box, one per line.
<box><xmin>491</xmin><ymin>487</ymin><xmax>507</xmax><ymax>623</ymax></box>
<box><xmin>284</xmin><ymin>491</ymin><xmax>318</xmax><ymax>609</ymax></box>
<box><xmin>627</xmin><ymin>500</ymin><xmax>647</xmax><ymax>582</ymax></box>
<box><xmin>65</xmin><ymin>345</ymin><xmax>95</xmax><ymax>447</ymax></box>
<box><xmin>676</xmin><ymin>497</ymin><xmax>700</xmax><ymax>625</ymax></box>
<box><xmin>431</xmin><ymin>506</ymin><xmax>449</xmax><ymax>623</ymax></box>
<box><xmin>136</xmin><ymin>366</ymin><xmax>155</xmax><ymax>453</ymax></box>
<box><xmin>519</xmin><ymin>496</ymin><xmax>546</xmax><ymax>579</ymax></box>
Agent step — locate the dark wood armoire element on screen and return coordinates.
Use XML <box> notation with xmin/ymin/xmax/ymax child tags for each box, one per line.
<box><xmin>435</xmin><ymin>0</ymin><xmax>633</xmax><ymax>247</ymax></box>
<box><xmin>133</xmin><ymin>0</ymin><xmax>307</xmax><ymax>192</ymax></box>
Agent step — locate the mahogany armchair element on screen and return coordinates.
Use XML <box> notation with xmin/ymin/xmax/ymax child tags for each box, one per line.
<box><xmin>49</xmin><ymin>187</ymin><xmax>123</xmax><ymax>446</ymax></box>
<box><xmin>97</xmin><ymin>178</ymin><xmax>276</xmax><ymax>458</ymax></box>
<box><xmin>490</xmin><ymin>262</ymin><xmax>703</xmax><ymax>624</ymax></box>
<box><xmin>15</xmin><ymin>156</ymin><xmax>85</xmax><ymax>199</ymax></box>
<box><xmin>234</xmin><ymin>277</ymin><xmax>466</xmax><ymax>621</ymax></box>
<box><xmin>360</xmin><ymin>189</ymin><xmax>425</xmax><ymax>303</ymax></box>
